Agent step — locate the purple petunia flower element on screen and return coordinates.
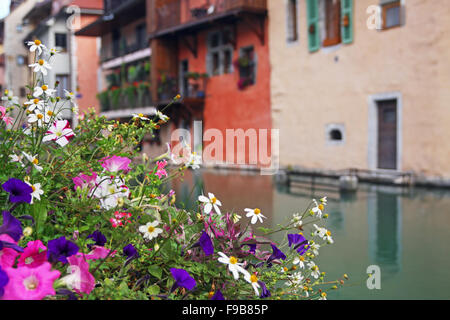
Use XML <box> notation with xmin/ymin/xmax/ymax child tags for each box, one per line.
<box><xmin>258</xmin><ymin>281</ymin><xmax>271</xmax><ymax>298</ymax></box>
<box><xmin>192</xmin><ymin>231</ymin><xmax>214</xmax><ymax>256</ymax></box>
<box><xmin>87</xmin><ymin>230</ymin><xmax>107</xmax><ymax>249</ymax></box>
<box><xmin>211</xmin><ymin>289</ymin><xmax>225</xmax><ymax>300</ymax></box>
<box><xmin>2</xmin><ymin>178</ymin><xmax>33</xmax><ymax>204</ymax></box>
<box><xmin>0</xmin><ymin>266</ymin><xmax>9</xmax><ymax>298</ymax></box>
<box><xmin>288</xmin><ymin>233</ymin><xmax>308</xmax><ymax>256</ymax></box>
<box><xmin>267</xmin><ymin>244</ymin><xmax>286</xmax><ymax>263</ymax></box>
<box><xmin>47</xmin><ymin>236</ymin><xmax>79</xmax><ymax>264</ymax></box>
<box><xmin>0</xmin><ymin>211</ymin><xmax>23</xmax><ymax>242</ymax></box>
<box><xmin>123</xmin><ymin>244</ymin><xmax>139</xmax><ymax>259</ymax></box>
<box><xmin>170</xmin><ymin>268</ymin><xmax>196</xmax><ymax>292</ymax></box>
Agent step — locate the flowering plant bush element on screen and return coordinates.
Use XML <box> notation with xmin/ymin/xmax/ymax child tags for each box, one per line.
<box><xmin>0</xmin><ymin>40</ymin><xmax>346</xmax><ymax>300</ymax></box>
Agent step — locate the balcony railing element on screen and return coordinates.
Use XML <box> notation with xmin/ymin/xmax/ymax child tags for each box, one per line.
<box><xmin>157</xmin><ymin>71</ymin><xmax>208</xmax><ymax>102</ymax></box>
<box><xmin>97</xmin><ymin>83</ymin><xmax>153</xmax><ymax>113</ymax></box>
<box><xmin>154</xmin><ymin>0</ymin><xmax>267</xmax><ymax>34</ymax></box>
<box><xmin>100</xmin><ymin>38</ymin><xmax>148</xmax><ymax>63</ymax></box>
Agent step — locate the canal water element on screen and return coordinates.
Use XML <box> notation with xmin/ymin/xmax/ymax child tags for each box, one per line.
<box><xmin>165</xmin><ymin>169</ymin><xmax>450</xmax><ymax>300</ymax></box>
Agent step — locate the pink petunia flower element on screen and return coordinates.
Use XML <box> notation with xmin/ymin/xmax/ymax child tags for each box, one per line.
<box><xmin>155</xmin><ymin>160</ymin><xmax>168</xmax><ymax>179</ymax></box>
<box><xmin>83</xmin><ymin>246</ymin><xmax>116</xmax><ymax>260</ymax></box>
<box><xmin>17</xmin><ymin>240</ymin><xmax>47</xmax><ymax>268</ymax></box>
<box><xmin>100</xmin><ymin>155</ymin><xmax>131</xmax><ymax>173</ymax></box>
<box><xmin>72</xmin><ymin>171</ymin><xmax>98</xmax><ymax>191</ymax></box>
<box><xmin>0</xmin><ymin>234</ymin><xmax>19</xmax><ymax>269</ymax></box>
<box><xmin>0</xmin><ymin>106</ymin><xmax>13</xmax><ymax>126</ymax></box>
<box><xmin>64</xmin><ymin>255</ymin><xmax>95</xmax><ymax>295</ymax></box>
<box><xmin>42</xmin><ymin>120</ymin><xmax>75</xmax><ymax>147</ymax></box>
<box><xmin>1</xmin><ymin>262</ymin><xmax>60</xmax><ymax>300</ymax></box>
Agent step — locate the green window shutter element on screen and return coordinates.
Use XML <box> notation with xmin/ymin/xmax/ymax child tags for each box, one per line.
<box><xmin>341</xmin><ymin>0</ymin><xmax>354</xmax><ymax>44</ymax></box>
<box><xmin>306</xmin><ymin>0</ymin><xmax>320</xmax><ymax>52</ymax></box>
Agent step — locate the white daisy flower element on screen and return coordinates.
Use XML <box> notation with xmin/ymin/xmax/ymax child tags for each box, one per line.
<box><xmin>33</xmin><ymin>85</ymin><xmax>56</xmax><ymax>98</ymax></box>
<box><xmin>291</xmin><ymin>213</ymin><xmax>303</xmax><ymax>228</ymax></box>
<box><xmin>28</xmin><ymin>110</ymin><xmax>50</xmax><ymax>127</ymax></box>
<box><xmin>293</xmin><ymin>256</ymin><xmax>305</xmax><ymax>269</ymax></box>
<box><xmin>24</xmin><ymin>98</ymin><xmax>45</xmax><ymax>112</ymax></box>
<box><xmin>217</xmin><ymin>252</ymin><xmax>250</xmax><ymax>280</ymax></box>
<box><xmin>313</xmin><ymin>224</ymin><xmax>333</xmax><ymax>244</ymax></box>
<box><xmin>311</xmin><ymin>199</ymin><xmax>324</xmax><ymax>218</ymax></box>
<box><xmin>25</xmin><ymin>182</ymin><xmax>44</xmax><ymax>204</ymax></box>
<box><xmin>29</xmin><ymin>59</ymin><xmax>52</xmax><ymax>75</ymax></box>
<box><xmin>186</xmin><ymin>151</ymin><xmax>202</xmax><ymax>169</ymax></box>
<box><xmin>288</xmin><ymin>272</ymin><xmax>304</xmax><ymax>286</ymax></box>
<box><xmin>49</xmin><ymin>48</ymin><xmax>60</xmax><ymax>56</ymax></box>
<box><xmin>244</xmin><ymin>273</ymin><xmax>261</xmax><ymax>296</ymax></box>
<box><xmin>27</xmin><ymin>39</ymin><xmax>46</xmax><ymax>55</ymax></box>
<box><xmin>9</xmin><ymin>154</ymin><xmax>25</xmax><ymax>167</ymax></box>
<box><xmin>319</xmin><ymin>292</ymin><xmax>327</xmax><ymax>300</ymax></box>
<box><xmin>320</xmin><ymin>196</ymin><xmax>327</xmax><ymax>205</ymax></box>
<box><xmin>309</xmin><ymin>242</ymin><xmax>320</xmax><ymax>256</ymax></box>
<box><xmin>22</xmin><ymin>152</ymin><xmax>43</xmax><ymax>172</ymax></box>
<box><xmin>93</xmin><ymin>176</ymin><xmax>129</xmax><ymax>210</ymax></box>
<box><xmin>198</xmin><ymin>192</ymin><xmax>222</xmax><ymax>215</ymax></box>
<box><xmin>132</xmin><ymin>113</ymin><xmax>149</xmax><ymax>121</ymax></box>
<box><xmin>245</xmin><ymin>208</ymin><xmax>266</xmax><ymax>225</ymax></box>
<box><xmin>139</xmin><ymin>221</ymin><xmax>163</xmax><ymax>241</ymax></box>
<box><xmin>307</xmin><ymin>261</ymin><xmax>320</xmax><ymax>279</ymax></box>
<box><xmin>156</xmin><ymin>110</ymin><xmax>169</xmax><ymax>122</ymax></box>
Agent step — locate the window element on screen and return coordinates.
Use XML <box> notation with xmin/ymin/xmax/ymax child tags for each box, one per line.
<box><xmin>207</xmin><ymin>30</ymin><xmax>234</xmax><ymax>76</ymax></box>
<box><xmin>135</xmin><ymin>24</ymin><xmax>146</xmax><ymax>49</ymax></box>
<box><xmin>381</xmin><ymin>0</ymin><xmax>402</xmax><ymax>30</ymax></box>
<box><xmin>287</xmin><ymin>0</ymin><xmax>299</xmax><ymax>43</ymax></box>
<box><xmin>238</xmin><ymin>46</ymin><xmax>256</xmax><ymax>86</ymax></box>
<box><xmin>307</xmin><ymin>0</ymin><xmax>353</xmax><ymax>52</ymax></box>
<box><xmin>55</xmin><ymin>33</ymin><xmax>67</xmax><ymax>51</ymax></box>
<box><xmin>321</xmin><ymin>0</ymin><xmax>341</xmax><ymax>47</ymax></box>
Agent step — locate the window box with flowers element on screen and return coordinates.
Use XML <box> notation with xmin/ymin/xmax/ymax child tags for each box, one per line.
<box><xmin>157</xmin><ymin>73</ymin><xmax>178</xmax><ymax>101</ymax></box>
<box><xmin>235</xmin><ymin>46</ymin><xmax>256</xmax><ymax>91</ymax></box>
<box><xmin>184</xmin><ymin>72</ymin><xmax>209</xmax><ymax>99</ymax></box>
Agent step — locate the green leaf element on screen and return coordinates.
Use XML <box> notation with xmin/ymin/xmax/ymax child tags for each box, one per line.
<box><xmin>148</xmin><ymin>265</ymin><xmax>163</xmax><ymax>279</ymax></box>
<box><xmin>147</xmin><ymin>285</ymin><xmax>160</xmax><ymax>295</ymax></box>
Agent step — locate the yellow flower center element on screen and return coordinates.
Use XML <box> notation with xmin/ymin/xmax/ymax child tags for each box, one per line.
<box><xmin>318</xmin><ymin>204</ymin><xmax>324</xmax><ymax>211</ymax></box>
<box><xmin>47</xmin><ymin>110</ymin><xmax>54</xmax><ymax>116</ymax></box>
<box><xmin>33</xmin><ymin>99</ymin><xmax>39</xmax><ymax>104</ymax></box>
<box><xmin>4</xmin><ymin>90</ymin><xmax>9</xmax><ymax>95</ymax></box>
<box><xmin>37</xmin><ymin>114</ymin><xmax>43</xmax><ymax>120</ymax></box>
<box><xmin>300</xmin><ymin>256</ymin><xmax>305</xmax><ymax>262</ymax></box>
<box><xmin>321</xmin><ymin>292</ymin><xmax>327</xmax><ymax>297</ymax></box>
<box><xmin>25</xmin><ymin>257</ymin><xmax>34</xmax><ymax>265</ymax></box>
<box><xmin>38</xmin><ymin>59</ymin><xmax>44</xmax><ymax>66</ymax></box>
<box><xmin>41</xmin><ymin>85</ymin><xmax>48</xmax><ymax>91</ymax></box>
<box><xmin>31</xmin><ymin>185</ymin><xmax>36</xmax><ymax>192</ymax></box>
<box><xmin>211</xmin><ymin>197</ymin><xmax>217</xmax><ymax>204</ymax></box>
<box><xmin>208</xmin><ymin>291</ymin><xmax>215</xmax><ymax>298</ymax></box>
<box><xmin>34</xmin><ymin>39</ymin><xmax>41</xmax><ymax>46</ymax></box>
<box><xmin>229</xmin><ymin>256</ymin><xmax>238</xmax><ymax>265</ymax></box>
<box><xmin>254</xmin><ymin>208</ymin><xmax>261</xmax><ymax>215</ymax></box>
<box><xmin>250</xmin><ymin>274</ymin><xmax>258</xmax><ymax>283</ymax></box>
<box><xmin>138</xmin><ymin>113</ymin><xmax>144</xmax><ymax>117</ymax></box>
<box><xmin>24</xmin><ymin>276</ymin><xmax>39</xmax><ymax>291</ymax></box>
<box><xmin>283</xmin><ymin>267</ymin><xmax>288</xmax><ymax>272</ymax></box>
<box><xmin>326</xmin><ymin>231</ymin><xmax>331</xmax><ymax>236</ymax></box>
<box><xmin>147</xmin><ymin>226</ymin><xmax>155</xmax><ymax>233</ymax></box>
<box><xmin>312</xmin><ymin>266</ymin><xmax>319</xmax><ymax>271</ymax></box>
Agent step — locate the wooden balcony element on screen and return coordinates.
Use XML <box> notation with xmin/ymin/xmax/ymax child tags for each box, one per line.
<box><xmin>150</xmin><ymin>0</ymin><xmax>267</xmax><ymax>38</ymax></box>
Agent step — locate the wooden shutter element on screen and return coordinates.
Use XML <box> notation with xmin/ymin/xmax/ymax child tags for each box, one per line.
<box><xmin>341</xmin><ymin>0</ymin><xmax>353</xmax><ymax>43</ymax></box>
<box><xmin>306</xmin><ymin>0</ymin><xmax>320</xmax><ymax>52</ymax></box>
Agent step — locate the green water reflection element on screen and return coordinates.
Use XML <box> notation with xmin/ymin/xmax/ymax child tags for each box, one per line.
<box><xmin>165</xmin><ymin>169</ymin><xmax>450</xmax><ymax>300</ymax></box>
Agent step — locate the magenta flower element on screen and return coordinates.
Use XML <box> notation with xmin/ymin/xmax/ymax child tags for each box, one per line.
<box><xmin>1</xmin><ymin>262</ymin><xmax>60</xmax><ymax>300</ymax></box>
<box><xmin>0</xmin><ymin>106</ymin><xmax>13</xmax><ymax>126</ymax></box>
<box><xmin>42</xmin><ymin>120</ymin><xmax>75</xmax><ymax>147</ymax></box>
<box><xmin>0</xmin><ymin>235</ymin><xmax>20</xmax><ymax>268</ymax></box>
<box><xmin>100</xmin><ymin>155</ymin><xmax>131</xmax><ymax>173</ymax></box>
<box><xmin>72</xmin><ymin>171</ymin><xmax>98</xmax><ymax>191</ymax></box>
<box><xmin>17</xmin><ymin>240</ymin><xmax>47</xmax><ymax>268</ymax></box>
<box><xmin>66</xmin><ymin>255</ymin><xmax>95</xmax><ymax>295</ymax></box>
<box><xmin>83</xmin><ymin>246</ymin><xmax>116</xmax><ymax>260</ymax></box>
<box><xmin>154</xmin><ymin>160</ymin><xmax>168</xmax><ymax>179</ymax></box>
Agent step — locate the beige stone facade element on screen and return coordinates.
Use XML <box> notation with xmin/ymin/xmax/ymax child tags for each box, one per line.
<box><xmin>268</xmin><ymin>0</ymin><xmax>450</xmax><ymax>180</ymax></box>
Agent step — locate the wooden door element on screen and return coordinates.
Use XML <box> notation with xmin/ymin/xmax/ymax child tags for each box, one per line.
<box><xmin>377</xmin><ymin>99</ymin><xmax>397</xmax><ymax>170</ymax></box>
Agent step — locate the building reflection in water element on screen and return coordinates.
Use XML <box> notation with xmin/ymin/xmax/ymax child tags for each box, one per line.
<box><xmin>367</xmin><ymin>187</ymin><xmax>402</xmax><ymax>276</ymax></box>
